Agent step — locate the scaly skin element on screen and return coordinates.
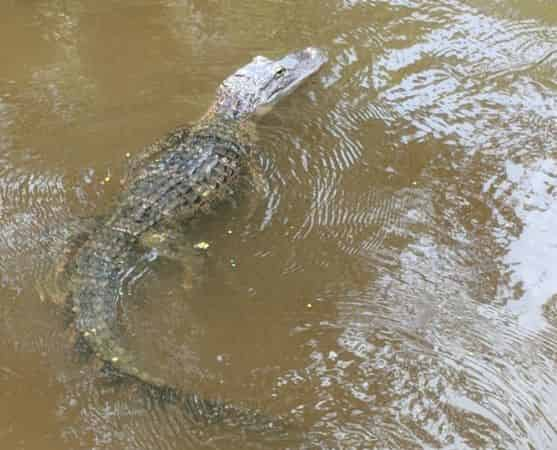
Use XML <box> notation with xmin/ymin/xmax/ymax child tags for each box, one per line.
<box><xmin>71</xmin><ymin>117</ymin><xmax>260</xmax><ymax>422</ymax></box>
<box><xmin>66</xmin><ymin>48</ymin><xmax>327</xmax><ymax>427</ymax></box>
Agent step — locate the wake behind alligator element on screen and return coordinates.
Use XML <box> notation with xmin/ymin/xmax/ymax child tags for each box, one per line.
<box><xmin>66</xmin><ymin>48</ymin><xmax>327</xmax><ymax>429</ymax></box>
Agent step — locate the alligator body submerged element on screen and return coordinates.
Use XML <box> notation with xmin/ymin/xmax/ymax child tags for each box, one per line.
<box><xmin>67</xmin><ymin>48</ymin><xmax>327</xmax><ymax>425</ymax></box>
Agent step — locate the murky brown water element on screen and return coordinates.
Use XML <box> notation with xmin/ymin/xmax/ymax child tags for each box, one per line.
<box><xmin>1</xmin><ymin>0</ymin><xmax>557</xmax><ymax>448</ymax></box>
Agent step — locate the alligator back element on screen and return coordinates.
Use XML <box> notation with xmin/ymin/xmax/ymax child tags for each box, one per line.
<box><xmin>69</xmin><ymin>118</ymin><xmax>279</xmax><ymax>426</ymax></box>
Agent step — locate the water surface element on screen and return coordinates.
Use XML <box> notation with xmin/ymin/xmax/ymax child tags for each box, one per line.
<box><xmin>1</xmin><ymin>0</ymin><xmax>557</xmax><ymax>448</ymax></box>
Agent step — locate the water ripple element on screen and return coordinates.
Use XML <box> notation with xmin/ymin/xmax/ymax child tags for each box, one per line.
<box><xmin>2</xmin><ymin>0</ymin><xmax>557</xmax><ymax>448</ymax></box>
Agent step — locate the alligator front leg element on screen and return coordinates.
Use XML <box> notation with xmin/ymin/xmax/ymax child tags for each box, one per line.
<box><xmin>237</xmin><ymin>155</ymin><xmax>270</xmax><ymax>223</ymax></box>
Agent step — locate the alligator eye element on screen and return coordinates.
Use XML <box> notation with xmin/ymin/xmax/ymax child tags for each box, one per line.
<box><xmin>275</xmin><ymin>67</ymin><xmax>286</xmax><ymax>77</ymax></box>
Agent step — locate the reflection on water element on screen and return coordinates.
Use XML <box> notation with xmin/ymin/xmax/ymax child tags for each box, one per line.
<box><xmin>1</xmin><ymin>0</ymin><xmax>557</xmax><ymax>449</ymax></box>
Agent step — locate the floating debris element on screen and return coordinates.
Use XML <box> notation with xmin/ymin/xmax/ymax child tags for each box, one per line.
<box><xmin>306</xmin><ymin>303</ymin><xmax>313</xmax><ymax>309</ymax></box>
<box><xmin>193</xmin><ymin>241</ymin><xmax>210</xmax><ymax>250</ymax></box>
<box><xmin>125</xmin><ymin>152</ymin><xmax>131</xmax><ymax>158</ymax></box>
<box><xmin>227</xmin><ymin>229</ymin><xmax>233</xmax><ymax>235</ymax></box>
<box><xmin>144</xmin><ymin>232</ymin><xmax>166</xmax><ymax>245</ymax></box>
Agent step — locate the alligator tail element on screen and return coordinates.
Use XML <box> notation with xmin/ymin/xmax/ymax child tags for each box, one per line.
<box><xmin>72</xmin><ymin>229</ymin><xmax>288</xmax><ymax>431</ymax></box>
<box><xmin>78</xmin><ymin>311</ymin><xmax>284</xmax><ymax>431</ymax></box>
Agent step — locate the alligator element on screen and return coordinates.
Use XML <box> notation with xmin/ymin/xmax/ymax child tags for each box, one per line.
<box><xmin>65</xmin><ymin>48</ymin><xmax>327</xmax><ymax>427</ymax></box>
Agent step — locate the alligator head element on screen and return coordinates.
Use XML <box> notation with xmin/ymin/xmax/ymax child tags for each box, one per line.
<box><xmin>212</xmin><ymin>47</ymin><xmax>327</xmax><ymax>120</ymax></box>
